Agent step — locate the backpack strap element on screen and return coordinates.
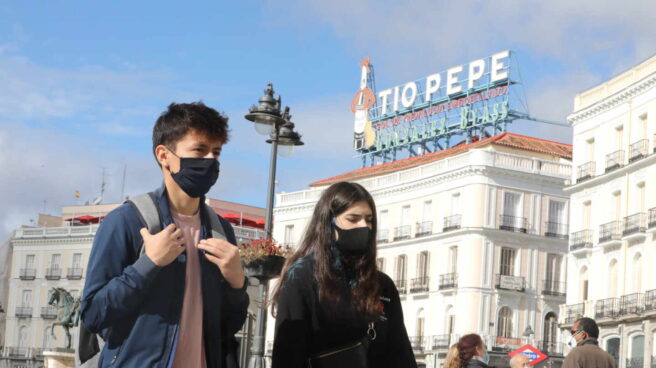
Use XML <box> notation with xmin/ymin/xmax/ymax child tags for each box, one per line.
<box><xmin>127</xmin><ymin>192</ymin><xmax>161</xmax><ymax>255</ymax></box>
<box><xmin>202</xmin><ymin>203</ymin><xmax>228</xmax><ymax>241</ymax></box>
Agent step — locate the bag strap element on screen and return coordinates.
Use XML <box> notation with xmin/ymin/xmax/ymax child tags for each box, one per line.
<box><xmin>127</xmin><ymin>192</ymin><xmax>161</xmax><ymax>255</ymax></box>
<box><xmin>202</xmin><ymin>202</ymin><xmax>228</xmax><ymax>241</ymax></box>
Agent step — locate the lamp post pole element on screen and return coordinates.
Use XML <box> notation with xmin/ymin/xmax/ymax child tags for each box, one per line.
<box><xmin>245</xmin><ymin>84</ymin><xmax>302</xmax><ymax>368</ymax></box>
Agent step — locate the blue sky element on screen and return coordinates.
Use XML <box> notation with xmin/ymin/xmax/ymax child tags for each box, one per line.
<box><xmin>1</xmin><ymin>0</ymin><xmax>655</xmax><ymax>238</ymax></box>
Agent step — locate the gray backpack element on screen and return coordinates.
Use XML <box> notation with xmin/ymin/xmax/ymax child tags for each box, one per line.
<box><xmin>79</xmin><ymin>192</ymin><xmax>228</xmax><ymax>364</ymax></box>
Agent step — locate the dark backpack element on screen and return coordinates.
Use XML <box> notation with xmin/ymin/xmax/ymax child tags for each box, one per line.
<box><xmin>78</xmin><ymin>192</ymin><xmax>228</xmax><ymax>364</ymax></box>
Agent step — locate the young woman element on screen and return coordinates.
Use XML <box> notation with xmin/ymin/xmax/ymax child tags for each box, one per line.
<box><xmin>271</xmin><ymin>181</ymin><xmax>416</xmax><ymax>368</ymax></box>
<box><xmin>455</xmin><ymin>334</ymin><xmax>492</xmax><ymax>368</ymax></box>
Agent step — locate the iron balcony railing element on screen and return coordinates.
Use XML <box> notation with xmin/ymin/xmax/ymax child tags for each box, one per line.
<box><xmin>623</xmin><ymin>213</ymin><xmax>647</xmax><ymax>236</ymax></box>
<box><xmin>415</xmin><ymin>221</ymin><xmax>433</xmax><ymax>237</ymax></box>
<box><xmin>649</xmin><ymin>208</ymin><xmax>656</xmax><ymax>229</ymax></box>
<box><xmin>605</xmin><ymin>150</ymin><xmax>625</xmax><ymax>172</ymax></box>
<box><xmin>619</xmin><ymin>293</ymin><xmax>644</xmax><ymax>315</ymax></box>
<box><xmin>564</xmin><ymin>303</ymin><xmax>585</xmax><ymax>323</ymax></box>
<box><xmin>577</xmin><ymin>161</ymin><xmax>596</xmax><ymax>183</ymax></box>
<box><xmin>570</xmin><ymin>229</ymin><xmax>593</xmax><ymax>251</ymax></box>
<box><xmin>15</xmin><ymin>306</ymin><xmax>33</xmax><ymax>318</ymax></box>
<box><xmin>599</xmin><ymin>221</ymin><xmax>622</xmax><ymax>243</ymax></box>
<box><xmin>376</xmin><ymin>229</ymin><xmax>389</xmax><ymax>244</ymax></box>
<box><xmin>410</xmin><ymin>277</ymin><xmax>430</xmax><ymax>293</ymax></box>
<box><xmin>45</xmin><ymin>267</ymin><xmax>62</xmax><ymax>280</ymax></box>
<box><xmin>19</xmin><ymin>268</ymin><xmax>36</xmax><ymax>280</ymax></box>
<box><xmin>443</xmin><ymin>215</ymin><xmax>461</xmax><ymax>232</ymax></box>
<box><xmin>409</xmin><ymin>336</ymin><xmax>426</xmax><ymax>351</ymax></box>
<box><xmin>542</xmin><ymin>280</ymin><xmax>566</xmax><ymax>297</ymax></box>
<box><xmin>544</xmin><ymin>221</ymin><xmax>568</xmax><ymax>239</ymax></box>
<box><xmin>626</xmin><ymin>357</ymin><xmax>644</xmax><ymax>368</ymax></box>
<box><xmin>595</xmin><ymin>298</ymin><xmax>620</xmax><ymax>319</ymax></box>
<box><xmin>394</xmin><ymin>279</ymin><xmax>407</xmax><ymax>294</ymax></box>
<box><xmin>67</xmin><ymin>267</ymin><xmax>84</xmax><ymax>280</ymax></box>
<box><xmin>629</xmin><ymin>139</ymin><xmax>649</xmax><ymax>163</ymax></box>
<box><xmin>393</xmin><ymin>225</ymin><xmax>411</xmax><ymax>241</ymax></box>
<box><xmin>439</xmin><ymin>273</ymin><xmax>458</xmax><ymax>290</ymax></box>
<box><xmin>645</xmin><ymin>289</ymin><xmax>656</xmax><ymax>311</ymax></box>
<box><xmin>33</xmin><ymin>348</ymin><xmax>44</xmax><ymax>360</ymax></box>
<box><xmin>41</xmin><ymin>306</ymin><xmax>57</xmax><ymax>319</ymax></box>
<box><xmin>430</xmin><ymin>334</ymin><xmax>451</xmax><ymax>350</ymax></box>
<box><xmin>537</xmin><ymin>340</ymin><xmax>564</xmax><ymax>356</ymax></box>
<box><xmin>499</xmin><ymin>214</ymin><xmax>528</xmax><ymax>233</ymax></box>
<box><xmin>494</xmin><ymin>274</ymin><xmax>526</xmax><ymax>292</ymax></box>
<box><xmin>6</xmin><ymin>347</ymin><xmax>30</xmax><ymax>358</ymax></box>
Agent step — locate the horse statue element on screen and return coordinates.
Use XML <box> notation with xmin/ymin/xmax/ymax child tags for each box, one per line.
<box><xmin>48</xmin><ymin>287</ymin><xmax>81</xmax><ymax>350</ymax></box>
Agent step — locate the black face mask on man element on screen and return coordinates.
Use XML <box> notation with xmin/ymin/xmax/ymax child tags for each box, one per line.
<box><xmin>334</xmin><ymin>222</ymin><xmax>371</xmax><ymax>255</ymax></box>
<box><xmin>168</xmin><ymin>150</ymin><xmax>220</xmax><ymax>198</ymax></box>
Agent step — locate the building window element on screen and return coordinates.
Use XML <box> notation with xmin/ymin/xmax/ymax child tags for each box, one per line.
<box><xmin>379</xmin><ymin>210</ymin><xmax>389</xmax><ymax>230</ymax></box>
<box><xmin>284</xmin><ymin>225</ymin><xmax>294</xmax><ymax>247</ymax></box>
<box><xmin>376</xmin><ymin>258</ymin><xmax>384</xmax><ymax>272</ymax></box>
<box><xmin>401</xmin><ymin>205</ymin><xmax>411</xmax><ymax>227</ymax></box>
<box><xmin>629</xmin><ymin>335</ymin><xmax>645</xmax><ymax>367</ymax></box>
<box><xmin>545</xmin><ymin>254</ymin><xmax>562</xmax><ymax>283</ymax></box>
<box><xmin>50</xmin><ymin>254</ymin><xmax>61</xmax><ymax>270</ymax></box>
<box><xmin>587</xmin><ymin>138</ymin><xmax>595</xmax><ymax>162</ymax></box>
<box><xmin>25</xmin><ymin>254</ymin><xmax>35</xmax><ymax>269</ymax></box>
<box><xmin>606</xmin><ymin>337</ymin><xmax>620</xmax><ymax>363</ymax></box>
<box><xmin>450</xmin><ymin>193</ymin><xmax>460</xmax><ymax>215</ymax></box>
<box><xmin>632</xmin><ymin>253</ymin><xmax>642</xmax><ymax>293</ymax></box>
<box><xmin>422</xmin><ymin>200</ymin><xmax>432</xmax><ymax>222</ymax></box>
<box><xmin>543</xmin><ymin>313</ymin><xmax>558</xmax><ymax>346</ymax></box>
<box><xmin>499</xmin><ymin>247</ymin><xmax>515</xmax><ymax>276</ymax></box>
<box><xmin>43</xmin><ymin>327</ymin><xmax>53</xmax><ymax>349</ymax></box>
<box><xmin>396</xmin><ymin>255</ymin><xmax>407</xmax><ymax>282</ymax></box>
<box><xmin>583</xmin><ymin>201</ymin><xmax>592</xmax><ymax>229</ymax></box>
<box><xmin>22</xmin><ymin>290</ymin><xmax>32</xmax><ymax>307</ymax></box>
<box><xmin>580</xmin><ymin>267</ymin><xmax>589</xmax><ymax>301</ymax></box>
<box><xmin>72</xmin><ymin>253</ymin><xmax>82</xmax><ymax>269</ymax></box>
<box><xmin>548</xmin><ymin>200</ymin><xmax>566</xmax><ymax>226</ymax></box>
<box><xmin>417</xmin><ymin>251</ymin><xmax>429</xmax><ymax>279</ymax></box>
<box><xmin>497</xmin><ymin>307</ymin><xmax>513</xmax><ymax>338</ymax></box>
<box><xmin>18</xmin><ymin>326</ymin><xmax>28</xmax><ymax>348</ymax></box>
<box><xmin>448</xmin><ymin>246</ymin><xmax>458</xmax><ymax>274</ymax></box>
<box><xmin>609</xmin><ymin>260</ymin><xmax>618</xmax><ymax>298</ymax></box>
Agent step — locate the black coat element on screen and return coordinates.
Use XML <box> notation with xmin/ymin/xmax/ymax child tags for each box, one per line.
<box><xmin>272</xmin><ymin>257</ymin><xmax>417</xmax><ymax>368</ymax></box>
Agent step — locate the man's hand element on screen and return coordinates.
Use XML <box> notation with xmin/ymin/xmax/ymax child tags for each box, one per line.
<box><xmin>139</xmin><ymin>224</ymin><xmax>185</xmax><ymax>267</ymax></box>
<box><xmin>198</xmin><ymin>238</ymin><xmax>245</xmax><ymax>289</ymax></box>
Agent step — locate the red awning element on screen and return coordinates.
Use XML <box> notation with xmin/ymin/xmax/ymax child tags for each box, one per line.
<box><xmin>65</xmin><ymin>215</ymin><xmax>102</xmax><ymax>224</ymax></box>
<box><xmin>221</xmin><ymin>213</ymin><xmax>259</xmax><ymax>228</ymax></box>
<box><xmin>255</xmin><ymin>219</ymin><xmax>266</xmax><ymax>229</ymax></box>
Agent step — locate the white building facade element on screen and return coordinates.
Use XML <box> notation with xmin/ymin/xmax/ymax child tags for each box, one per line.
<box><xmin>559</xmin><ymin>54</ymin><xmax>656</xmax><ymax>368</ymax></box>
<box><xmin>268</xmin><ymin>133</ymin><xmax>572</xmax><ymax>368</ymax></box>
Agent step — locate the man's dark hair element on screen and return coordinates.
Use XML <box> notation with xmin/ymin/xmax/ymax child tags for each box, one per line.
<box><xmin>575</xmin><ymin>317</ymin><xmax>599</xmax><ymax>338</ymax></box>
<box><xmin>152</xmin><ymin>102</ymin><xmax>230</xmax><ymax>165</ymax></box>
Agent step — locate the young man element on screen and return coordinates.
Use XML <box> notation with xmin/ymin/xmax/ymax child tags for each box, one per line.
<box><xmin>81</xmin><ymin>102</ymin><xmax>249</xmax><ymax>368</ymax></box>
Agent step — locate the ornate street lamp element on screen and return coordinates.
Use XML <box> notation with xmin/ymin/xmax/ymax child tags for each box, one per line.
<box><xmin>244</xmin><ymin>83</ymin><xmax>302</xmax><ymax>368</ymax></box>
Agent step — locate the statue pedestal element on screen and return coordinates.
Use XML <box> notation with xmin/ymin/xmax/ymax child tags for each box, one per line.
<box><xmin>43</xmin><ymin>350</ymin><xmax>76</xmax><ymax>368</ymax></box>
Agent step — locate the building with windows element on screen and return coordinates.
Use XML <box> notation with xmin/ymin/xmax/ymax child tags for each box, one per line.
<box><xmin>559</xmin><ymin>54</ymin><xmax>656</xmax><ymax>368</ymax></box>
<box><xmin>268</xmin><ymin>132</ymin><xmax>572</xmax><ymax>367</ymax></box>
<box><xmin>1</xmin><ymin>199</ymin><xmax>265</xmax><ymax>368</ymax></box>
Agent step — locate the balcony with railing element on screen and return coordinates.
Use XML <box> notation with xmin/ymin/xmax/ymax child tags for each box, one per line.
<box><xmin>499</xmin><ymin>215</ymin><xmax>528</xmax><ymax>233</ymax></box>
<box><xmin>537</xmin><ymin>340</ymin><xmax>564</xmax><ymax>356</ymax></box>
<box><xmin>542</xmin><ymin>280</ymin><xmax>566</xmax><ymax>297</ymax></box>
<box><xmin>45</xmin><ymin>267</ymin><xmax>62</xmax><ymax>280</ymax></box>
<box><xmin>443</xmin><ymin>215</ymin><xmax>461</xmax><ymax>232</ymax></box>
<box><xmin>629</xmin><ymin>139</ymin><xmax>649</xmax><ymax>163</ymax></box>
<box><xmin>623</xmin><ymin>213</ymin><xmax>647</xmax><ymax>241</ymax></box>
<box><xmin>599</xmin><ymin>220</ymin><xmax>623</xmax><ymax>247</ymax></box>
<box><xmin>15</xmin><ymin>306</ymin><xmax>32</xmax><ymax>318</ymax></box>
<box><xmin>645</xmin><ymin>289</ymin><xmax>656</xmax><ymax>313</ymax></box>
<box><xmin>377</xmin><ymin>229</ymin><xmax>389</xmax><ymax>244</ymax></box>
<box><xmin>67</xmin><ymin>267</ymin><xmax>84</xmax><ymax>280</ymax></box>
<box><xmin>41</xmin><ymin>306</ymin><xmax>57</xmax><ymax>319</ymax></box>
<box><xmin>605</xmin><ymin>150</ymin><xmax>625</xmax><ymax>173</ymax></box>
<box><xmin>439</xmin><ymin>273</ymin><xmax>458</xmax><ymax>290</ymax></box>
<box><xmin>19</xmin><ymin>268</ymin><xmax>36</xmax><ymax>280</ymax></box>
<box><xmin>494</xmin><ymin>274</ymin><xmax>526</xmax><ymax>292</ymax></box>
<box><xmin>33</xmin><ymin>348</ymin><xmax>44</xmax><ymax>360</ymax></box>
<box><xmin>563</xmin><ymin>303</ymin><xmax>585</xmax><ymax>324</ymax></box>
<box><xmin>626</xmin><ymin>357</ymin><xmax>644</xmax><ymax>368</ymax></box>
<box><xmin>409</xmin><ymin>336</ymin><xmax>426</xmax><ymax>352</ymax></box>
<box><xmin>5</xmin><ymin>347</ymin><xmax>30</xmax><ymax>358</ymax></box>
<box><xmin>415</xmin><ymin>221</ymin><xmax>433</xmax><ymax>237</ymax></box>
<box><xmin>430</xmin><ymin>335</ymin><xmax>452</xmax><ymax>350</ymax></box>
<box><xmin>649</xmin><ymin>208</ymin><xmax>656</xmax><ymax>231</ymax></box>
<box><xmin>393</xmin><ymin>225</ymin><xmax>411</xmax><ymax>241</ymax></box>
<box><xmin>395</xmin><ymin>279</ymin><xmax>407</xmax><ymax>295</ymax></box>
<box><xmin>410</xmin><ymin>277</ymin><xmax>430</xmax><ymax>293</ymax></box>
<box><xmin>619</xmin><ymin>293</ymin><xmax>644</xmax><ymax>316</ymax></box>
<box><xmin>544</xmin><ymin>221</ymin><xmax>568</xmax><ymax>239</ymax></box>
<box><xmin>569</xmin><ymin>230</ymin><xmax>593</xmax><ymax>252</ymax></box>
<box><xmin>595</xmin><ymin>298</ymin><xmax>620</xmax><ymax>319</ymax></box>
<box><xmin>576</xmin><ymin>161</ymin><xmax>596</xmax><ymax>183</ymax></box>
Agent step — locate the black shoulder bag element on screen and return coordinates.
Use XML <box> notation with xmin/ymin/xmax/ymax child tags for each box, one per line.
<box><xmin>307</xmin><ymin>322</ymin><xmax>376</xmax><ymax>368</ymax></box>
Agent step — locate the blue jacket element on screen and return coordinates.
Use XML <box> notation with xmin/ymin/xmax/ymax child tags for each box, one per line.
<box><xmin>81</xmin><ymin>185</ymin><xmax>249</xmax><ymax>368</ymax></box>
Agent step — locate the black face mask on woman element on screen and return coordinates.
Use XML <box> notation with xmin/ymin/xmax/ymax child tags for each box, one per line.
<box><xmin>168</xmin><ymin>151</ymin><xmax>220</xmax><ymax>198</ymax></box>
<box><xmin>334</xmin><ymin>223</ymin><xmax>371</xmax><ymax>255</ymax></box>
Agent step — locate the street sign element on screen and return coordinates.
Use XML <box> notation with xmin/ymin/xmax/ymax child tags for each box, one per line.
<box><xmin>508</xmin><ymin>344</ymin><xmax>548</xmax><ymax>366</ymax></box>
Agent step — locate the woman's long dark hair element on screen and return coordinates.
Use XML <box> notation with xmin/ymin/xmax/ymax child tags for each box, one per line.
<box><xmin>457</xmin><ymin>334</ymin><xmax>484</xmax><ymax>367</ymax></box>
<box><xmin>271</xmin><ymin>181</ymin><xmax>380</xmax><ymax>320</ymax></box>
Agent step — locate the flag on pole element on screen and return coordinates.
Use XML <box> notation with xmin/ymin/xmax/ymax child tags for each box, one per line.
<box><xmin>75</xmin><ymin>190</ymin><xmax>80</xmax><ymax>199</ymax></box>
